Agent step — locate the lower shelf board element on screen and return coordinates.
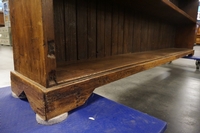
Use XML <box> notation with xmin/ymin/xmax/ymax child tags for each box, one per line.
<box><xmin>11</xmin><ymin>48</ymin><xmax>194</xmax><ymax>121</ymax></box>
<box><xmin>56</xmin><ymin>48</ymin><xmax>194</xmax><ymax>85</ymax></box>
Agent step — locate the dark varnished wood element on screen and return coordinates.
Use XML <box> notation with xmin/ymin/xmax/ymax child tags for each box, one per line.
<box><xmin>0</xmin><ymin>12</ymin><xmax>4</xmax><ymax>26</ymax></box>
<box><xmin>77</xmin><ymin>0</ymin><xmax>88</xmax><ymax>60</ymax></box>
<box><xmin>64</xmin><ymin>0</ymin><xmax>77</xmax><ymax>62</ymax></box>
<box><xmin>54</xmin><ymin>0</ymin><xmax>65</xmax><ymax>62</ymax></box>
<box><xmin>97</xmin><ymin>0</ymin><xmax>105</xmax><ymax>58</ymax></box>
<box><xmin>10</xmin><ymin>0</ymin><xmax>50</xmax><ymax>87</ymax></box>
<box><xmin>41</xmin><ymin>0</ymin><xmax>57</xmax><ymax>87</ymax></box>
<box><xmin>123</xmin><ymin>9</ymin><xmax>133</xmax><ymax>53</ymax></box>
<box><xmin>111</xmin><ymin>4</ymin><xmax>119</xmax><ymax>55</ymax></box>
<box><xmin>56</xmin><ymin>48</ymin><xmax>194</xmax><ymax>85</ymax></box>
<box><xmin>162</xmin><ymin>0</ymin><xmax>196</xmax><ymax>23</ymax></box>
<box><xmin>11</xmin><ymin>48</ymin><xmax>194</xmax><ymax>121</ymax></box>
<box><xmin>171</xmin><ymin>0</ymin><xmax>199</xmax><ymax>20</ymax></box>
<box><xmin>87</xmin><ymin>0</ymin><xmax>97</xmax><ymax>59</ymax></box>
<box><xmin>175</xmin><ymin>24</ymin><xmax>197</xmax><ymax>48</ymax></box>
<box><xmin>112</xmin><ymin>0</ymin><xmax>197</xmax><ymax>24</ymax></box>
<box><xmin>10</xmin><ymin>0</ymin><xmax>198</xmax><ymax>121</ymax></box>
<box><xmin>53</xmin><ymin>0</ymin><xmax>198</xmax><ymax>65</ymax></box>
<box><xmin>104</xmin><ymin>1</ymin><xmax>112</xmax><ymax>57</ymax></box>
<box><xmin>117</xmin><ymin>6</ymin><xmax>124</xmax><ymax>54</ymax></box>
<box><xmin>11</xmin><ymin>71</ymin><xmax>46</xmax><ymax>120</ymax></box>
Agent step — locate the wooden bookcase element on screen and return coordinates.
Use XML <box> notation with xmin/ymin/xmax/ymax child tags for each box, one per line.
<box><xmin>10</xmin><ymin>0</ymin><xmax>198</xmax><ymax>123</ymax></box>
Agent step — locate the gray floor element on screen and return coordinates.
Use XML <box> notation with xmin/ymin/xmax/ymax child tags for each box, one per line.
<box><xmin>0</xmin><ymin>45</ymin><xmax>13</xmax><ymax>87</ymax></box>
<box><xmin>1</xmin><ymin>45</ymin><xmax>200</xmax><ymax>133</ymax></box>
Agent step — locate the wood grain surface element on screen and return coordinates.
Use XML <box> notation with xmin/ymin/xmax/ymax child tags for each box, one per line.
<box><xmin>54</xmin><ymin>0</ymin><xmax>197</xmax><ymax>66</ymax></box>
<box><xmin>56</xmin><ymin>48</ymin><xmax>194</xmax><ymax>84</ymax></box>
<box><xmin>10</xmin><ymin>0</ymin><xmax>198</xmax><ymax>121</ymax></box>
<box><xmin>10</xmin><ymin>0</ymin><xmax>48</xmax><ymax>87</ymax></box>
<box><xmin>11</xmin><ymin>48</ymin><xmax>194</xmax><ymax>121</ymax></box>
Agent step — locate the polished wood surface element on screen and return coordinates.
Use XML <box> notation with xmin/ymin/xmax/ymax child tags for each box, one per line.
<box><xmin>176</xmin><ymin>24</ymin><xmax>197</xmax><ymax>48</ymax></box>
<box><xmin>10</xmin><ymin>0</ymin><xmax>198</xmax><ymax>121</ymax></box>
<box><xmin>162</xmin><ymin>0</ymin><xmax>198</xmax><ymax>23</ymax></box>
<box><xmin>177</xmin><ymin>0</ymin><xmax>199</xmax><ymax>19</ymax></box>
<box><xmin>11</xmin><ymin>72</ymin><xmax>47</xmax><ymax>120</ymax></box>
<box><xmin>56</xmin><ymin>48</ymin><xmax>194</xmax><ymax>84</ymax></box>
<box><xmin>54</xmin><ymin>0</ymin><xmax>178</xmax><ymax>66</ymax></box>
<box><xmin>111</xmin><ymin>0</ymin><xmax>197</xmax><ymax>24</ymax></box>
<box><xmin>11</xmin><ymin>48</ymin><xmax>194</xmax><ymax>121</ymax></box>
<box><xmin>41</xmin><ymin>0</ymin><xmax>57</xmax><ymax>87</ymax></box>
<box><xmin>10</xmin><ymin>0</ymin><xmax>48</xmax><ymax>87</ymax></box>
<box><xmin>54</xmin><ymin>0</ymin><xmax>198</xmax><ymax>66</ymax></box>
<box><xmin>0</xmin><ymin>12</ymin><xmax>4</xmax><ymax>26</ymax></box>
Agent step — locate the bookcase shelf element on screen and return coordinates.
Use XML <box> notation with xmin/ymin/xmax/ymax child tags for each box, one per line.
<box><xmin>162</xmin><ymin>0</ymin><xmax>197</xmax><ymax>23</ymax></box>
<box><xmin>56</xmin><ymin>48</ymin><xmax>194</xmax><ymax>85</ymax></box>
<box><xmin>112</xmin><ymin>0</ymin><xmax>197</xmax><ymax>24</ymax></box>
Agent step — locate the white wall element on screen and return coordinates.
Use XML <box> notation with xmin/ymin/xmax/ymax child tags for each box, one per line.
<box><xmin>0</xmin><ymin>1</ymin><xmax>2</xmax><ymax>11</ymax></box>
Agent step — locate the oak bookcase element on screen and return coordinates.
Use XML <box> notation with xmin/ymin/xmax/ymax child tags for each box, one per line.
<box><xmin>10</xmin><ymin>0</ymin><xmax>198</xmax><ymax>123</ymax></box>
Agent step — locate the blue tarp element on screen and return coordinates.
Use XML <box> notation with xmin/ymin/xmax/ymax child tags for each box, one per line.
<box><xmin>0</xmin><ymin>86</ymin><xmax>167</xmax><ymax>133</ymax></box>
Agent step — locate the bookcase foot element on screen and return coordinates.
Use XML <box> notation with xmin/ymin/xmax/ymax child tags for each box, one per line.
<box><xmin>11</xmin><ymin>71</ymin><xmax>94</xmax><ymax>122</ymax></box>
<box><xmin>36</xmin><ymin>113</ymin><xmax>68</xmax><ymax>125</ymax></box>
<box><xmin>11</xmin><ymin>91</ymin><xmax>26</xmax><ymax>99</ymax></box>
<box><xmin>11</xmin><ymin>91</ymin><xmax>18</xmax><ymax>98</ymax></box>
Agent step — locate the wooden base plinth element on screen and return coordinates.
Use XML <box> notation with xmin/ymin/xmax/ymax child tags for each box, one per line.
<box><xmin>11</xmin><ymin>71</ymin><xmax>94</xmax><ymax>121</ymax></box>
<box><xmin>11</xmin><ymin>91</ymin><xmax>26</xmax><ymax>99</ymax></box>
<box><xmin>12</xmin><ymin>91</ymin><xmax>20</xmax><ymax>98</ymax></box>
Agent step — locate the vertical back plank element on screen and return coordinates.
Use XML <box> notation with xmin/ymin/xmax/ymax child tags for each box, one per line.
<box><xmin>140</xmin><ymin>17</ymin><xmax>148</xmax><ymax>51</ymax></box>
<box><xmin>54</xmin><ymin>0</ymin><xmax>65</xmax><ymax>63</ymax></box>
<box><xmin>165</xmin><ymin>24</ymin><xmax>170</xmax><ymax>48</ymax></box>
<box><xmin>147</xmin><ymin>19</ymin><xmax>153</xmax><ymax>51</ymax></box>
<box><xmin>163</xmin><ymin>23</ymin><xmax>168</xmax><ymax>48</ymax></box>
<box><xmin>87</xmin><ymin>0</ymin><xmax>97</xmax><ymax>59</ymax></box>
<box><xmin>111</xmin><ymin>4</ymin><xmax>119</xmax><ymax>55</ymax></box>
<box><xmin>123</xmin><ymin>10</ymin><xmax>133</xmax><ymax>53</ymax></box>
<box><xmin>97</xmin><ymin>1</ymin><xmax>105</xmax><ymax>58</ymax></box>
<box><xmin>65</xmin><ymin>0</ymin><xmax>77</xmax><ymax>62</ymax></box>
<box><xmin>129</xmin><ymin>13</ymin><xmax>134</xmax><ymax>53</ymax></box>
<box><xmin>152</xmin><ymin>20</ymin><xmax>159</xmax><ymax>50</ymax></box>
<box><xmin>161</xmin><ymin>22</ymin><xmax>166</xmax><ymax>49</ymax></box>
<box><xmin>158</xmin><ymin>21</ymin><xmax>163</xmax><ymax>49</ymax></box>
<box><xmin>147</xmin><ymin>19</ymin><xmax>152</xmax><ymax>50</ymax></box>
<box><xmin>170</xmin><ymin>27</ymin><xmax>175</xmax><ymax>48</ymax></box>
<box><xmin>77</xmin><ymin>0</ymin><xmax>88</xmax><ymax>60</ymax></box>
<box><xmin>104</xmin><ymin>1</ymin><xmax>112</xmax><ymax>57</ymax></box>
<box><xmin>117</xmin><ymin>6</ymin><xmax>124</xmax><ymax>54</ymax></box>
<box><xmin>175</xmin><ymin>26</ymin><xmax>196</xmax><ymax>49</ymax></box>
<box><xmin>133</xmin><ymin>14</ymin><xmax>141</xmax><ymax>52</ymax></box>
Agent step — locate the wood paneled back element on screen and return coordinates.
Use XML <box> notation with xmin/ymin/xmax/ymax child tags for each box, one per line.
<box><xmin>54</xmin><ymin>0</ymin><xmax>176</xmax><ymax>66</ymax></box>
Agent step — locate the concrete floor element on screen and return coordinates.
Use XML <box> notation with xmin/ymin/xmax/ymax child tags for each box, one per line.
<box><xmin>0</xmin><ymin>45</ymin><xmax>200</xmax><ymax>133</ymax></box>
<box><xmin>0</xmin><ymin>45</ymin><xmax>13</xmax><ymax>87</ymax></box>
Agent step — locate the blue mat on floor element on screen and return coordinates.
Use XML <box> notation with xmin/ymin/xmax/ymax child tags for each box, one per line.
<box><xmin>183</xmin><ymin>55</ymin><xmax>200</xmax><ymax>60</ymax></box>
<box><xmin>0</xmin><ymin>86</ymin><xmax>167</xmax><ymax>133</ymax></box>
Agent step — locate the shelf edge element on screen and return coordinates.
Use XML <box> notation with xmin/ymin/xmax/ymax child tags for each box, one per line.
<box><xmin>162</xmin><ymin>0</ymin><xmax>196</xmax><ymax>23</ymax></box>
